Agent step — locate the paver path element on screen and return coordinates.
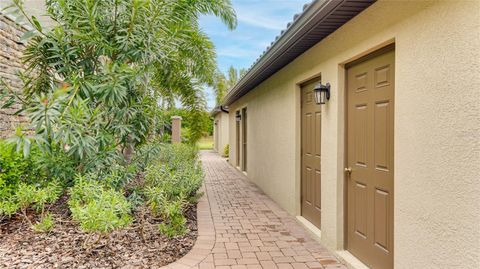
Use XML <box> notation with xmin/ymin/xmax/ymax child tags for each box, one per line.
<box><xmin>164</xmin><ymin>151</ymin><xmax>346</xmax><ymax>269</ymax></box>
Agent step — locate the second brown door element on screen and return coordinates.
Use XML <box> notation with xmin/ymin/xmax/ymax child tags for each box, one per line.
<box><xmin>346</xmin><ymin>48</ymin><xmax>395</xmax><ymax>269</ymax></box>
<box><xmin>241</xmin><ymin>107</ymin><xmax>247</xmax><ymax>172</ymax></box>
<box><xmin>301</xmin><ymin>80</ymin><xmax>322</xmax><ymax>228</ymax></box>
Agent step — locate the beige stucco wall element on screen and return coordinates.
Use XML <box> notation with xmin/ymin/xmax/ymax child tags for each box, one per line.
<box><xmin>228</xmin><ymin>0</ymin><xmax>480</xmax><ymax>268</ymax></box>
<box><xmin>214</xmin><ymin>112</ymin><xmax>229</xmax><ymax>156</ymax></box>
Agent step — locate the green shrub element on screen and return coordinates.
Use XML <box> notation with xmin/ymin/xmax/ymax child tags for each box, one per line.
<box><xmin>223</xmin><ymin>144</ymin><xmax>229</xmax><ymax>157</ymax></box>
<box><xmin>133</xmin><ymin>142</ymin><xmax>162</xmax><ymax>171</ymax></box>
<box><xmin>158</xmin><ymin>199</ymin><xmax>187</xmax><ymax>237</ymax></box>
<box><xmin>15</xmin><ymin>181</ymin><xmax>62</xmax><ymax>216</ymax></box>
<box><xmin>0</xmin><ymin>180</ymin><xmax>62</xmax><ymax>226</ymax></box>
<box><xmin>101</xmin><ymin>163</ymin><xmax>138</xmax><ymax>190</ymax></box>
<box><xmin>33</xmin><ymin>212</ymin><xmax>55</xmax><ymax>232</ymax></box>
<box><xmin>0</xmin><ymin>199</ymin><xmax>19</xmax><ymax>220</ymax></box>
<box><xmin>69</xmin><ymin>176</ymin><xmax>132</xmax><ymax>234</ymax></box>
<box><xmin>33</xmin><ymin>148</ymin><xmax>77</xmax><ymax>185</ymax></box>
<box><xmin>143</xmin><ymin>144</ymin><xmax>202</xmax><ymax>237</ymax></box>
<box><xmin>145</xmin><ymin>166</ymin><xmax>202</xmax><ymax>201</ymax></box>
<box><xmin>144</xmin><ymin>186</ymin><xmax>167</xmax><ymax>216</ymax></box>
<box><xmin>0</xmin><ymin>141</ymin><xmax>42</xmax><ymax>197</ymax></box>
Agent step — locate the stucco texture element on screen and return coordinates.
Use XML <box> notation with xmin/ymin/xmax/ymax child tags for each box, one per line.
<box><xmin>228</xmin><ymin>0</ymin><xmax>480</xmax><ymax>268</ymax></box>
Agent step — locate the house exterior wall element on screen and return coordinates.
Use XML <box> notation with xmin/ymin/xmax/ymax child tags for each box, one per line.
<box><xmin>214</xmin><ymin>112</ymin><xmax>229</xmax><ymax>156</ymax></box>
<box><xmin>228</xmin><ymin>0</ymin><xmax>480</xmax><ymax>268</ymax></box>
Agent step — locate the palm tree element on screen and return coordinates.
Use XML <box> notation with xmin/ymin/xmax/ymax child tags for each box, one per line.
<box><xmin>213</xmin><ymin>66</ymin><xmax>247</xmax><ymax>105</ymax></box>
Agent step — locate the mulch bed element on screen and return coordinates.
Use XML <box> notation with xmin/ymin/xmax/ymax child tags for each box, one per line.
<box><xmin>0</xmin><ymin>195</ymin><xmax>198</xmax><ymax>269</ymax></box>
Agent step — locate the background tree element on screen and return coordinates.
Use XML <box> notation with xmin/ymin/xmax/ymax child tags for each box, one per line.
<box><xmin>157</xmin><ymin>108</ymin><xmax>213</xmax><ymax>143</ymax></box>
<box><xmin>213</xmin><ymin>66</ymin><xmax>247</xmax><ymax>105</ymax></box>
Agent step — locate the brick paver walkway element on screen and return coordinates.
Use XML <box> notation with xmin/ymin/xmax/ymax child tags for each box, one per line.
<box><xmin>163</xmin><ymin>151</ymin><xmax>345</xmax><ymax>269</ymax></box>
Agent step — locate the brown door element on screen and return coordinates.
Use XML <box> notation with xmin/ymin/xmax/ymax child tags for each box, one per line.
<box><xmin>241</xmin><ymin>108</ymin><xmax>247</xmax><ymax>172</ymax></box>
<box><xmin>236</xmin><ymin>111</ymin><xmax>241</xmax><ymax>167</ymax></box>
<box><xmin>214</xmin><ymin>120</ymin><xmax>219</xmax><ymax>151</ymax></box>
<box><xmin>346</xmin><ymin>48</ymin><xmax>394</xmax><ymax>269</ymax></box>
<box><xmin>301</xmin><ymin>80</ymin><xmax>322</xmax><ymax>228</ymax></box>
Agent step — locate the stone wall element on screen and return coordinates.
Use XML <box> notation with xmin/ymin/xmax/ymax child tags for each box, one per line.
<box><xmin>0</xmin><ymin>13</ymin><xmax>28</xmax><ymax>138</ymax></box>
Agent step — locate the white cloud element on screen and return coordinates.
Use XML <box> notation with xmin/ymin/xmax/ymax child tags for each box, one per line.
<box><xmin>234</xmin><ymin>0</ymin><xmax>304</xmax><ymax>30</ymax></box>
<box><xmin>236</xmin><ymin>12</ymin><xmax>286</xmax><ymax>30</ymax></box>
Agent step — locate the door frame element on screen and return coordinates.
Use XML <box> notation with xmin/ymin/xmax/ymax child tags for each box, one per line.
<box><xmin>241</xmin><ymin>107</ymin><xmax>247</xmax><ymax>172</ymax></box>
<box><xmin>235</xmin><ymin>110</ymin><xmax>241</xmax><ymax>167</ymax></box>
<box><xmin>214</xmin><ymin>119</ymin><xmax>219</xmax><ymax>151</ymax></box>
<box><xmin>343</xmin><ymin>43</ymin><xmax>396</xmax><ymax>255</ymax></box>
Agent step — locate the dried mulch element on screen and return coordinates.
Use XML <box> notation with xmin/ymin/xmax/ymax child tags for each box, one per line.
<box><xmin>0</xmin><ymin>196</ymin><xmax>198</xmax><ymax>269</ymax></box>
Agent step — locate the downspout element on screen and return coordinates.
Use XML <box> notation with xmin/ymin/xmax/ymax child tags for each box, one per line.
<box><xmin>220</xmin><ymin>105</ymin><xmax>229</xmax><ymax>113</ymax></box>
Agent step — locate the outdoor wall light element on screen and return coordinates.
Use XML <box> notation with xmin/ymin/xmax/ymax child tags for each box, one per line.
<box><xmin>314</xmin><ymin>82</ymin><xmax>331</xmax><ymax>105</ymax></box>
<box><xmin>235</xmin><ymin>112</ymin><xmax>241</xmax><ymax>122</ymax></box>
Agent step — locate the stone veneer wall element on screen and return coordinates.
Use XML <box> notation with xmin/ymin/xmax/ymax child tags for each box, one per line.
<box><xmin>0</xmin><ymin>13</ymin><xmax>28</xmax><ymax>138</ymax></box>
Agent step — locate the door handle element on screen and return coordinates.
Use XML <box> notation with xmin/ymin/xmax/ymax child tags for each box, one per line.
<box><xmin>344</xmin><ymin>167</ymin><xmax>352</xmax><ymax>174</ymax></box>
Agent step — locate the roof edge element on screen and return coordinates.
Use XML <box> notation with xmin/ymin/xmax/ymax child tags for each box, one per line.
<box><xmin>210</xmin><ymin>105</ymin><xmax>229</xmax><ymax>117</ymax></box>
<box><xmin>223</xmin><ymin>0</ymin><xmax>341</xmax><ymax>106</ymax></box>
<box><xmin>223</xmin><ymin>0</ymin><xmax>377</xmax><ymax>106</ymax></box>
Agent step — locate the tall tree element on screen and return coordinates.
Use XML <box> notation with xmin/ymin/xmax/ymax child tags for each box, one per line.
<box><xmin>213</xmin><ymin>66</ymin><xmax>247</xmax><ymax>105</ymax></box>
<box><xmin>1</xmin><ymin>0</ymin><xmax>237</xmax><ymax>168</ymax></box>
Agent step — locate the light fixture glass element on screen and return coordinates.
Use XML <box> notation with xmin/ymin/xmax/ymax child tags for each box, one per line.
<box><xmin>314</xmin><ymin>82</ymin><xmax>331</xmax><ymax>105</ymax></box>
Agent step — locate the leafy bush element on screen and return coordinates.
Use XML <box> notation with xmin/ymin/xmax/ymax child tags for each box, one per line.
<box><xmin>133</xmin><ymin>142</ymin><xmax>162</xmax><ymax>171</ymax></box>
<box><xmin>33</xmin><ymin>148</ymin><xmax>78</xmax><ymax>185</ymax></box>
<box><xmin>0</xmin><ymin>140</ymin><xmax>75</xmax><ymax>200</ymax></box>
<box><xmin>223</xmin><ymin>144</ymin><xmax>229</xmax><ymax>157</ymax></box>
<box><xmin>100</xmin><ymin>163</ymin><xmax>138</xmax><ymax>190</ymax></box>
<box><xmin>146</xmin><ymin>144</ymin><xmax>203</xmax><ymax>200</ymax></box>
<box><xmin>69</xmin><ymin>176</ymin><xmax>132</xmax><ymax>234</ymax></box>
<box><xmin>1</xmin><ymin>139</ymin><xmax>202</xmax><ymax>240</ymax></box>
<box><xmin>0</xmin><ymin>199</ymin><xmax>19</xmax><ymax>221</ymax></box>
<box><xmin>0</xmin><ymin>141</ymin><xmax>42</xmax><ymax>197</ymax></box>
<box><xmin>158</xmin><ymin>199</ymin><xmax>187</xmax><ymax>237</ymax></box>
<box><xmin>33</xmin><ymin>212</ymin><xmax>55</xmax><ymax>232</ymax></box>
<box><xmin>2</xmin><ymin>0</ymin><xmax>237</xmax><ymax>167</ymax></box>
<box><xmin>15</xmin><ymin>181</ymin><xmax>62</xmax><ymax>216</ymax></box>
<box><xmin>0</xmin><ymin>179</ymin><xmax>62</xmax><ymax>228</ymax></box>
<box><xmin>143</xmin><ymin>143</ymin><xmax>202</xmax><ymax>237</ymax></box>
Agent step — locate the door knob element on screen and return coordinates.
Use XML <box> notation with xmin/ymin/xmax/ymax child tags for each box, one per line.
<box><xmin>344</xmin><ymin>167</ymin><xmax>352</xmax><ymax>174</ymax></box>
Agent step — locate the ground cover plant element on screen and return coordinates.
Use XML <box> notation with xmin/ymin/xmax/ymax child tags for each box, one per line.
<box><xmin>0</xmin><ymin>0</ymin><xmax>235</xmax><ymax>267</ymax></box>
<box><xmin>0</xmin><ymin>142</ymin><xmax>204</xmax><ymax>267</ymax></box>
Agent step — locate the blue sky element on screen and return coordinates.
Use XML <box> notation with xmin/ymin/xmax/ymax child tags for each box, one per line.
<box><xmin>200</xmin><ymin>0</ymin><xmax>306</xmax><ymax>109</ymax></box>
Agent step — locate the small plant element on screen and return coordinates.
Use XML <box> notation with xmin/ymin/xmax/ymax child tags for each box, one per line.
<box><xmin>158</xmin><ymin>198</ymin><xmax>188</xmax><ymax>237</ymax></box>
<box><xmin>223</xmin><ymin>144</ymin><xmax>229</xmax><ymax>157</ymax></box>
<box><xmin>0</xmin><ymin>199</ymin><xmax>19</xmax><ymax>222</ymax></box>
<box><xmin>144</xmin><ymin>186</ymin><xmax>167</xmax><ymax>216</ymax></box>
<box><xmin>143</xmin><ymin>144</ymin><xmax>202</xmax><ymax>237</ymax></box>
<box><xmin>69</xmin><ymin>176</ymin><xmax>132</xmax><ymax>248</ymax></box>
<box><xmin>13</xmin><ymin>181</ymin><xmax>62</xmax><ymax>226</ymax></box>
<box><xmin>0</xmin><ymin>140</ymin><xmax>43</xmax><ymax>197</ymax></box>
<box><xmin>33</xmin><ymin>212</ymin><xmax>55</xmax><ymax>233</ymax></box>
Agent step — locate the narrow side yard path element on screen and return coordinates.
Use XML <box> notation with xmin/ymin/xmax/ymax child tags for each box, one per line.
<box><xmin>165</xmin><ymin>151</ymin><xmax>345</xmax><ymax>269</ymax></box>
